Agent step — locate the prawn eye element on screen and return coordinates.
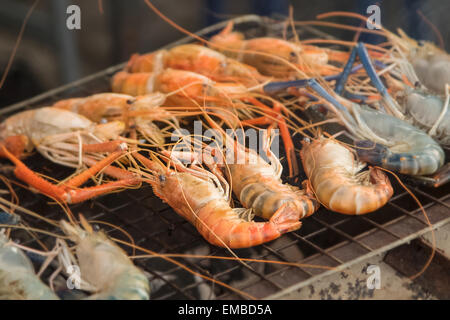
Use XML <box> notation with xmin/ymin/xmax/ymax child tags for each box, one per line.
<box><xmin>289</xmin><ymin>51</ymin><xmax>297</xmax><ymax>60</ymax></box>
<box><xmin>418</xmin><ymin>40</ymin><xmax>425</xmax><ymax>47</ymax></box>
<box><xmin>126</xmin><ymin>99</ymin><xmax>134</xmax><ymax>105</ymax></box>
<box><xmin>159</xmin><ymin>175</ymin><xmax>166</xmax><ymax>182</ymax></box>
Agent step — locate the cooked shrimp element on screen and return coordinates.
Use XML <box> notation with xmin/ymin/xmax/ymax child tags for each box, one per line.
<box><xmin>210</xmin><ymin>21</ymin><xmax>346</xmax><ymax>78</ymax></box>
<box><xmin>111</xmin><ymin>68</ymin><xmax>251</xmax><ymax>105</ymax></box>
<box><xmin>0</xmin><ymin>231</ymin><xmax>59</xmax><ymax>300</ymax></box>
<box><xmin>226</xmin><ymin>144</ymin><xmax>318</xmax><ymax>221</ymax></box>
<box><xmin>53</xmin><ymin>92</ymin><xmax>178</xmax><ymax>146</ymax></box>
<box><xmin>60</xmin><ymin>218</ymin><xmax>150</xmax><ymax>300</ymax></box>
<box><xmin>300</xmin><ymin>136</ymin><xmax>393</xmax><ymax>214</ymax></box>
<box><xmin>133</xmin><ymin>151</ymin><xmax>300</xmax><ymax>248</ymax></box>
<box><xmin>0</xmin><ymin>107</ymin><xmax>140</xmax><ymax>204</ymax></box>
<box><xmin>126</xmin><ymin>43</ymin><xmax>268</xmax><ymax>86</ymax></box>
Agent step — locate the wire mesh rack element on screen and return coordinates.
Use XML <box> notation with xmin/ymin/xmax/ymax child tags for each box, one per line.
<box><xmin>1</xmin><ymin>15</ymin><xmax>449</xmax><ymax>300</ymax></box>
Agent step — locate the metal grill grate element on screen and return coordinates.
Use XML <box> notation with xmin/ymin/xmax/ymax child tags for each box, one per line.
<box><xmin>1</xmin><ymin>15</ymin><xmax>449</xmax><ymax>300</ymax></box>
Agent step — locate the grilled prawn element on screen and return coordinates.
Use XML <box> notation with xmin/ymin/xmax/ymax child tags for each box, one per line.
<box><xmin>0</xmin><ymin>107</ymin><xmax>140</xmax><ymax>204</ymax></box>
<box><xmin>300</xmin><ymin>136</ymin><xmax>393</xmax><ymax>214</ymax></box>
<box><xmin>209</xmin><ymin>21</ymin><xmax>347</xmax><ymax>78</ymax></box>
<box><xmin>111</xmin><ymin>68</ymin><xmax>252</xmax><ymax>107</ymax></box>
<box><xmin>53</xmin><ymin>92</ymin><xmax>178</xmax><ymax>146</ymax></box>
<box><xmin>0</xmin><ymin>231</ymin><xmax>59</xmax><ymax>300</ymax></box>
<box><xmin>222</xmin><ymin>134</ymin><xmax>318</xmax><ymax>221</ymax></box>
<box><xmin>59</xmin><ymin>218</ymin><xmax>150</xmax><ymax>300</ymax></box>
<box><xmin>133</xmin><ymin>151</ymin><xmax>300</xmax><ymax>248</ymax></box>
<box><xmin>333</xmin><ymin>41</ymin><xmax>450</xmax><ymax>147</ymax></box>
<box><xmin>125</xmin><ymin>43</ymin><xmax>268</xmax><ymax>86</ymax></box>
<box><xmin>383</xmin><ymin>28</ymin><xmax>450</xmax><ymax>94</ymax></box>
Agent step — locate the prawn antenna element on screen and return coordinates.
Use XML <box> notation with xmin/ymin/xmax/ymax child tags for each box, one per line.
<box><xmin>143</xmin><ymin>0</ymin><xmax>308</xmax><ymax>78</ymax></box>
<box><xmin>374</xmin><ymin>166</ymin><xmax>435</xmax><ymax>280</ymax></box>
<box><xmin>112</xmin><ymin>237</ymin><xmax>257</xmax><ymax>300</ymax></box>
<box><xmin>0</xmin><ymin>0</ymin><xmax>40</xmax><ymax>90</ymax></box>
<box><xmin>90</xmin><ymin>219</ymin><xmax>137</xmax><ymax>256</ymax></box>
<box><xmin>416</xmin><ymin>9</ymin><xmax>445</xmax><ymax>50</ymax></box>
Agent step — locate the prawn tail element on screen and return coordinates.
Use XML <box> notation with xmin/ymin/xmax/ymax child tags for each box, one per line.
<box><xmin>125</xmin><ymin>53</ymin><xmax>141</xmax><ymax>71</ymax></box>
<box><xmin>369</xmin><ymin>167</ymin><xmax>394</xmax><ymax>200</ymax></box>
<box><xmin>270</xmin><ymin>203</ymin><xmax>302</xmax><ymax>234</ymax></box>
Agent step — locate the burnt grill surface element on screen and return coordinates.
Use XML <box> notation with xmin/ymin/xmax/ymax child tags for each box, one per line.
<box><xmin>1</xmin><ymin>16</ymin><xmax>449</xmax><ymax>300</ymax></box>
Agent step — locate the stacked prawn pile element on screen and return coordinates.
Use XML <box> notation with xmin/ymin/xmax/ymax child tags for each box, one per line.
<box><xmin>0</xmin><ymin>12</ymin><xmax>448</xmax><ymax>299</ymax></box>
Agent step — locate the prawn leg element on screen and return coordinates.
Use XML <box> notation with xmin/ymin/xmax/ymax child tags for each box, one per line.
<box><xmin>428</xmin><ymin>163</ymin><xmax>450</xmax><ymax>188</ymax></box>
<box><xmin>81</xmin><ymin>140</ymin><xmax>127</xmax><ymax>153</ymax></box>
<box><xmin>407</xmin><ymin>163</ymin><xmax>450</xmax><ymax>188</ymax></box>
<box><xmin>0</xmin><ymin>144</ymin><xmax>139</xmax><ymax>204</ymax></box>
<box><xmin>263</xmin><ymin>63</ymin><xmax>365</xmax><ymax>94</ymax></box>
<box><xmin>240</xmin><ymin>97</ymin><xmax>299</xmax><ymax>178</ymax></box>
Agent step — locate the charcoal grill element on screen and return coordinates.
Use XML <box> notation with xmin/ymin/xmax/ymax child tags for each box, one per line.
<box><xmin>1</xmin><ymin>15</ymin><xmax>449</xmax><ymax>300</ymax></box>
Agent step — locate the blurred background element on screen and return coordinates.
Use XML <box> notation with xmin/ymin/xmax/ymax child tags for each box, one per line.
<box><xmin>0</xmin><ymin>0</ymin><xmax>449</xmax><ymax>108</ymax></box>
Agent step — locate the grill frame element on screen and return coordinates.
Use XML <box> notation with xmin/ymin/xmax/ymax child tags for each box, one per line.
<box><xmin>1</xmin><ymin>15</ymin><xmax>449</xmax><ymax>300</ymax></box>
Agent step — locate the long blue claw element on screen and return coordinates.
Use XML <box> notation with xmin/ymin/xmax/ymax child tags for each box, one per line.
<box><xmin>335</xmin><ymin>43</ymin><xmax>390</xmax><ymax>98</ymax></box>
<box><xmin>344</xmin><ymin>92</ymin><xmax>368</xmax><ymax>102</ymax></box>
<box><xmin>263</xmin><ymin>79</ymin><xmax>310</xmax><ymax>94</ymax></box>
<box><xmin>307</xmin><ymin>79</ymin><xmax>355</xmax><ymax>120</ymax></box>
<box><xmin>356</xmin><ymin>42</ymin><xmax>404</xmax><ymax>114</ymax></box>
<box><xmin>333</xmin><ymin>42</ymin><xmax>401</xmax><ymax>114</ymax></box>
<box><xmin>336</xmin><ymin>46</ymin><xmax>358</xmax><ymax>95</ymax></box>
<box><xmin>355</xmin><ymin>43</ymin><xmax>389</xmax><ymax>98</ymax></box>
<box><xmin>263</xmin><ymin>64</ymin><xmax>363</xmax><ymax>94</ymax></box>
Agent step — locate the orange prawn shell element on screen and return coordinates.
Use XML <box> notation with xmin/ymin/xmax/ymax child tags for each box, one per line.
<box><xmin>228</xmin><ymin>163</ymin><xmax>318</xmax><ymax>221</ymax></box>
<box><xmin>209</xmin><ymin>26</ymin><xmax>245</xmax><ymax>58</ymax></box>
<box><xmin>162</xmin><ymin>45</ymin><xmax>226</xmax><ymax>77</ymax></box>
<box><xmin>126</xmin><ymin>44</ymin><xmax>265</xmax><ymax>86</ymax></box>
<box><xmin>111</xmin><ymin>71</ymin><xmax>153</xmax><ymax>96</ymax></box>
<box><xmin>300</xmin><ymin>138</ymin><xmax>393</xmax><ymax>215</ymax></box>
<box><xmin>53</xmin><ymin>94</ymin><xmax>132</xmax><ymax>123</ymax></box>
<box><xmin>126</xmin><ymin>52</ymin><xmax>164</xmax><ymax>73</ymax></box>
<box><xmin>144</xmin><ymin>165</ymin><xmax>299</xmax><ymax>249</ymax></box>
<box><xmin>209</xmin><ymin>22</ymin><xmax>349</xmax><ymax>78</ymax></box>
